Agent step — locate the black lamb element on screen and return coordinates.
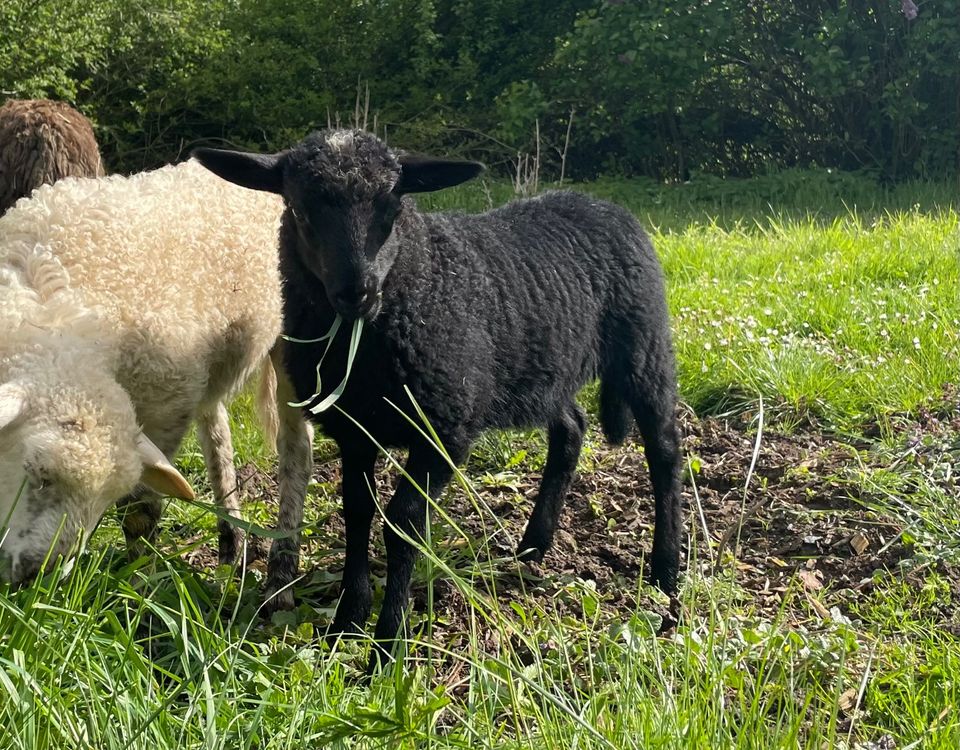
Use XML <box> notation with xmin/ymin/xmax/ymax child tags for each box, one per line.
<box><xmin>194</xmin><ymin>130</ymin><xmax>684</xmax><ymax>664</ymax></box>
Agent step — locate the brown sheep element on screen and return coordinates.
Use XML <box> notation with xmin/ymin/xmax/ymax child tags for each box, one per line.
<box><xmin>0</xmin><ymin>99</ymin><xmax>105</xmax><ymax>215</ymax></box>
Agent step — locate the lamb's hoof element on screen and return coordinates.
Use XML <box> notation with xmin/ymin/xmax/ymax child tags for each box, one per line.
<box><xmin>124</xmin><ymin>533</ymin><xmax>158</xmax><ymax>567</ymax></box>
<box><xmin>218</xmin><ymin>546</ymin><xmax>242</xmax><ymax>570</ymax></box>
<box><xmin>262</xmin><ymin>585</ymin><xmax>295</xmax><ymax>616</ymax></box>
<box><xmin>659</xmin><ymin>597</ymin><xmax>681</xmax><ymax>635</ymax></box>
<box><xmin>515</xmin><ymin>541</ymin><xmax>545</xmax><ymax>564</ymax></box>
<box><xmin>649</xmin><ymin>564</ymin><xmax>679</xmax><ymax>598</ymax></box>
<box><xmin>218</xmin><ymin>533</ymin><xmax>260</xmax><ymax>571</ymax></box>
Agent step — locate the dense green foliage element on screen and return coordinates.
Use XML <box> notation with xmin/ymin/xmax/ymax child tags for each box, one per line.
<box><xmin>2</xmin><ymin>1</ymin><xmax>959</xmax><ymax>179</ymax></box>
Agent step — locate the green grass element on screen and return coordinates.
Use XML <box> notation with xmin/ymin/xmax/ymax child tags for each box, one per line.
<box><xmin>420</xmin><ymin>166</ymin><xmax>960</xmax><ymax>233</ymax></box>
<box><xmin>667</xmin><ymin>212</ymin><xmax>960</xmax><ymax>429</ymax></box>
<box><xmin>3</xmin><ymin>169</ymin><xmax>960</xmax><ymax>748</ymax></box>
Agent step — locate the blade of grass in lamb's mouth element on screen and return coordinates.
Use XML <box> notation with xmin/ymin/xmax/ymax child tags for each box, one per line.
<box><xmin>283</xmin><ymin>314</ymin><xmax>364</xmax><ymax>413</ymax></box>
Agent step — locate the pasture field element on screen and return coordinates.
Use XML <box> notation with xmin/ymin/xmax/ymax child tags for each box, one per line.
<box><xmin>2</xmin><ymin>170</ymin><xmax>960</xmax><ymax>749</ymax></box>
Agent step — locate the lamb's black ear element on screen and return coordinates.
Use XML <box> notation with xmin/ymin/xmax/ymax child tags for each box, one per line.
<box><xmin>395</xmin><ymin>155</ymin><xmax>484</xmax><ymax>194</ymax></box>
<box><xmin>191</xmin><ymin>147</ymin><xmax>285</xmax><ymax>194</ymax></box>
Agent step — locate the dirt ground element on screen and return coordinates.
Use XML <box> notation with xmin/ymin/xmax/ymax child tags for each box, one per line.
<box><xmin>206</xmin><ymin>403</ymin><xmax>960</xmax><ymax>649</ymax></box>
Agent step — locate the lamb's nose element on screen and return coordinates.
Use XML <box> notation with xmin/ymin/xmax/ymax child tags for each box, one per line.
<box><xmin>333</xmin><ymin>288</ymin><xmax>371</xmax><ymax>309</ymax></box>
<box><xmin>332</xmin><ymin>277</ymin><xmax>380</xmax><ymax>318</ymax></box>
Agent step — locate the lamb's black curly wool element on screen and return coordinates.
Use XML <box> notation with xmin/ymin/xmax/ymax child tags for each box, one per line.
<box><xmin>195</xmin><ymin>130</ymin><xmax>683</xmax><ymax>667</ymax></box>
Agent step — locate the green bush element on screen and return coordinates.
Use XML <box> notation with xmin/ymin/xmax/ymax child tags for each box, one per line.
<box><xmin>1</xmin><ymin>0</ymin><xmax>958</xmax><ymax>180</ymax></box>
<box><xmin>545</xmin><ymin>1</ymin><xmax>960</xmax><ymax>180</ymax></box>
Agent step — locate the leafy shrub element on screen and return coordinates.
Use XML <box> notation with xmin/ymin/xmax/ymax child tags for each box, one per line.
<box><xmin>1</xmin><ymin>0</ymin><xmax>958</xmax><ymax>179</ymax></box>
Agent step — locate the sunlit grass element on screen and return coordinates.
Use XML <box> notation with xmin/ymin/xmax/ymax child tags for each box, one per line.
<box><xmin>0</xmin><ymin>513</ymin><xmax>891</xmax><ymax>749</ymax></box>
<box><xmin>3</xmin><ymin>172</ymin><xmax>960</xmax><ymax>748</ymax></box>
<box><xmin>665</xmin><ymin>212</ymin><xmax>960</xmax><ymax>429</ymax></box>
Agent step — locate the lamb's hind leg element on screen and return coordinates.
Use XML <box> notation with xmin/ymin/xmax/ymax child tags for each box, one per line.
<box><xmin>517</xmin><ymin>402</ymin><xmax>587</xmax><ymax>562</ymax></box>
<box><xmin>196</xmin><ymin>402</ymin><xmax>244</xmax><ymax>566</ymax></box>
<box><xmin>630</xmin><ymin>373</ymin><xmax>683</xmax><ymax>595</ymax></box>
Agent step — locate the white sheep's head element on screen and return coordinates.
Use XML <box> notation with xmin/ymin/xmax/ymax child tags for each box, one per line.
<box><xmin>0</xmin><ymin>379</ymin><xmax>194</xmax><ymax>585</ymax></box>
<box><xmin>193</xmin><ymin>130</ymin><xmax>483</xmax><ymax>320</ymax></box>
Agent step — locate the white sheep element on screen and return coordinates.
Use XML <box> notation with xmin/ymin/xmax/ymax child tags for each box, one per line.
<box><xmin>0</xmin><ymin>160</ymin><xmax>311</xmax><ymax>583</ymax></box>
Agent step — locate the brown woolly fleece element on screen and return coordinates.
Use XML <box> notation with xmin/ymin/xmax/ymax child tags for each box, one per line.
<box><xmin>0</xmin><ymin>99</ymin><xmax>104</xmax><ymax>215</ymax></box>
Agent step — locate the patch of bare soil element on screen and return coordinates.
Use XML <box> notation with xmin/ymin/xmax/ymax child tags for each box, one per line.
<box><xmin>423</xmin><ymin>409</ymin><xmax>915</xmax><ymax>634</ymax></box>
<box><xmin>190</xmin><ymin>405</ymin><xmax>960</xmax><ymax>647</ymax></box>
<box><xmin>682</xmin><ymin>413</ymin><xmax>907</xmax><ymax>612</ymax></box>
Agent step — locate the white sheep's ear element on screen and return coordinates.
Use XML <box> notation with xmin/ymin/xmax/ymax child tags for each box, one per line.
<box><xmin>395</xmin><ymin>154</ymin><xmax>485</xmax><ymax>194</ymax></box>
<box><xmin>0</xmin><ymin>383</ymin><xmax>28</xmax><ymax>433</ymax></box>
<box><xmin>136</xmin><ymin>433</ymin><xmax>196</xmax><ymax>501</ymax></box>
<box><xmin>192</xmin><ymin>147</ymin><xmax>286</xmax><ymax>194</ymax></box>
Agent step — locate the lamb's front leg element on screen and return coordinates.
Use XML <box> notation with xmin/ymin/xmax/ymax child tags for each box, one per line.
<box><xmin>370</xmin><ymin>446</ymin><xmax>459</xmax><ymax>670</ymax></box>
<box><xmin>329</xmin><ymin>444</ymin><xmax>379</xmax><ymax>635</ymax></box>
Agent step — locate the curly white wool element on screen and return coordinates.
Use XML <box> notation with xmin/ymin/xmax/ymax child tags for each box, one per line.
<box><xmin>0</xmin><ymin>160</ymin><xmax>287</xmax><ymax>582</ymax></box>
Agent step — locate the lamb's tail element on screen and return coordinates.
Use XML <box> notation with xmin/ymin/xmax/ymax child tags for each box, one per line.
<box><xmin>599</xmin><ymin>372</ymin><xmax>633</xmax><ymax>445</ymax></box>
<box><xmin>254</xmin><ymin>348</ymin><xmax>280</xmax><ymax>454</ymax></box>
<box><xmin>597</xmin><ymin>325</ymin><xmax>678</xmax><ymax>447</ymax></box>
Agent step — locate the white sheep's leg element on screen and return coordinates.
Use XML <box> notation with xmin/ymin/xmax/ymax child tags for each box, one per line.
<box><xmin>197</xmin><ymin>402</ymin><xmax>245</xmax><ymax>567</ymax></box>
<box><xmin>118</xmin><ymin>412</ymin><xmax>192</xmax><ymax>564</ymax></box>
<box><xmin>118</xmin><ymin>486</ymin><xmax>163</xmax><ymax>561</ymax></box>
<box><xmin>264</xmin><ymin>363</ymin><xmax>313</xmax><ymax>613</ymax></box>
